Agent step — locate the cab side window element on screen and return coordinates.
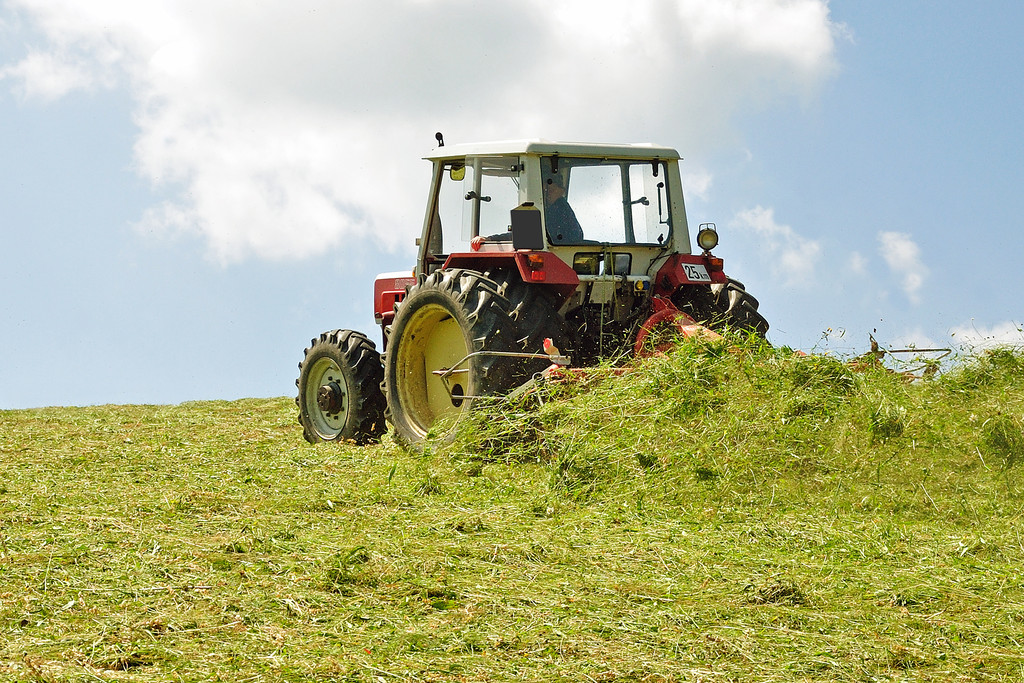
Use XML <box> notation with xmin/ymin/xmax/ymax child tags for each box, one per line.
<box><xmin>465</xmin><ymin>158</ymin><xmax>522</xmax><ymax>242</ymax></box>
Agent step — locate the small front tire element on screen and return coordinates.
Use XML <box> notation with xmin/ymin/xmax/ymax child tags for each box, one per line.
<box><xmin>296</xmin><ymin>329</ymin><xmax>387</xmax><ymax>444</ymax></box>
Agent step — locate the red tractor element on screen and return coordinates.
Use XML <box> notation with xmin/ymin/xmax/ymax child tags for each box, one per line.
<box><xmin>296</xmin><ymin>137</ymin><xmax>767</xmax><ymax>448</ymax></box>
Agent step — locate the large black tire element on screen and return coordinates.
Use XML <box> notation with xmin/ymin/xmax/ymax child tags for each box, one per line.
<box><xmin>710</xmin><ymin>278</ymin><xmax>769</xmax><ymax>337</ymax></box>
<box><xmin>673</xmin><ymin>279</ymin><xmax>769</xmax><ymax>338</ymax></box>
<box><xmin>384</xmin><ymin>268</ymin><xmax>565</xmax><ymax>449</ymax></box>
<box><xmin>486</xmin><ymin>268</ymin><xmax>568</xmax><ymax>358</ymax></box>
<box><xmin>296</xmin><ymin>329</ymin><xmax>387</xmax><ymax>444</ymax></box>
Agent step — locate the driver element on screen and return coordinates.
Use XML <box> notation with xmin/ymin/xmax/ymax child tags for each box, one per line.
<box><xmin>543</xmin><ymin>175</ymin><xmax>583</xmax><ymax>243</ymax></box>
<box><xmin>470</xmin><ymin>174</ymin><xmax>584</xmax><ymax>249</ymax></box>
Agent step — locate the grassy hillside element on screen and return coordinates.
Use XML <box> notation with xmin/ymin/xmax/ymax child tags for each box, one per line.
<box><xmin>1</xmin><ymin>339</ymin><xmax>1023</xmax><ymax>681</ymax></box>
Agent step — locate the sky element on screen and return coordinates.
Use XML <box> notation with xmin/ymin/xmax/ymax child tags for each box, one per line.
<box><xmin>1</xmin><ymin>0</ymin><xmax>1022</xmax><ymax>409</ymax></box>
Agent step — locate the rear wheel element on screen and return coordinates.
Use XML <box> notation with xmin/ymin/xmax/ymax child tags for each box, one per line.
<box><xmin>673</xmin><ymin>279</ymin><xmax>769</xmax><ymax>337</ymax></box>
<box><xmin>296</xmin><ymin>329</ymin><xmax>387</xmax><ymax>444</ymax></box>
<box><xmin>710</xmin><ymin>278</ymin><xmax>769</xmax><ymax>336</ymax></box>
<box><xmin>384</xmin><ymin>268</ymin><xmax>563</xmax><ymax>449</ymax></box>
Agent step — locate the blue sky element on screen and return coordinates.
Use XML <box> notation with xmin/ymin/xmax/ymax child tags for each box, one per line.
<box><xmin>1</xmin><ymin>0</ymin><xmax>1022</xmax><ymax>409</ymax></box>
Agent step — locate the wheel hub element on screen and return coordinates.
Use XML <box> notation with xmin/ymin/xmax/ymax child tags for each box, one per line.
<box><xmin>317</xmin><ymin>382</ymin><xmax>345</xmax><ymax>414</ymax></box>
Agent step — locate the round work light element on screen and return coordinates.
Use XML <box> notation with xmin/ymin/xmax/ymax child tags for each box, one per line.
<box><xmin>696</xmin><ymin>223</ymin><xmax>719</xmax><ymax>252</ymax></box>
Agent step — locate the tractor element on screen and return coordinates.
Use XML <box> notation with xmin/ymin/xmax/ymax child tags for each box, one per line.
<box><xmin>296</xmin><ymin>136</ymin><xmax>768</xmax><ymax>448</ymax></box>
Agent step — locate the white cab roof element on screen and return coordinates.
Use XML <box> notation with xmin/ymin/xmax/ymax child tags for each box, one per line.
<box><xmin>424</xmin><ymin>139</ymin><xmax>680</xmax><ymax>161</ymax></box>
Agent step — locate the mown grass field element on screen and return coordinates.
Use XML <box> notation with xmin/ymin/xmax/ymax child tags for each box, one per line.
<box><xmin>2</xmin><ymin>339</ymin><xmax>1024</xmax><ymax>681</ymax></box>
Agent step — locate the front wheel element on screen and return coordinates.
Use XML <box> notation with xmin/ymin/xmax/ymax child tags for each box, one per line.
<box><xmin>296</xmin><ymin>329</ymin><xmax>387</xmax><ymax>444</ymax></box>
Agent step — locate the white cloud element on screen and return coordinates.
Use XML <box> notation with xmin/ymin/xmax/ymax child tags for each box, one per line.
<box><xmin>877</xmin><ymin>231</ymin><xmax>928</xmax><ymax>304</ymax></box>
<box><xmin>2</xmin><ymin>0</ymin><xmax>841</xmax><ymax>263</ymax></box>
<box><xmin>681</xmin><ymin>168</ymin><xmax>714</xmax><ymax>202</ymax></box>
<box><xmin>678</xmin><ymin>0</ymin><xmax>837</xmax><ymax>78</ymax></box>
<box><xmin>847</xmin><ymin>251</ymin><xmax>867</xmax><ymax>275</ymax></box>
<box><xmin>0</xmin><ymin>50</ymin><xmax>94</xmax><ymax>101</ymax></box>
<box><xmin>731</xmin><ymin>205</ymin><xmax>821</xmax><ymax>286</ymax></box>
<box><xmin>950</xmin><ymin>320</ymin><xmax>1024</xmax><ymax>350</ymax></box>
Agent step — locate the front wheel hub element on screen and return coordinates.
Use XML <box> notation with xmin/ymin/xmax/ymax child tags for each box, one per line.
<box><xmin>317</xmin><ymin>382</ymin><xmax>344</xmax><ymax>414</ymax></box>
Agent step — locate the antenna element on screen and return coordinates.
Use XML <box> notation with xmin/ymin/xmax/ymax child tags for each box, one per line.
<box><xmin>435</xmin><ymin>131</ymin><xmax>445</xmax><ymax>147</ymax></box>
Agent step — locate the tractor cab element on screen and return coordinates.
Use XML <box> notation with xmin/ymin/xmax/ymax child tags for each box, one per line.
<box><xmin>417</xmin><ymin>140</ymin><xmax>691</xmax><ymax>279</ymax></box>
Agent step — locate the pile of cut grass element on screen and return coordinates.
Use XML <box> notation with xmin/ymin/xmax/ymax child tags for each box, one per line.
<box><xmin>1</xmin><ymin>340</ymin><xmax>1023</xmax><ymax>681</ymax></box>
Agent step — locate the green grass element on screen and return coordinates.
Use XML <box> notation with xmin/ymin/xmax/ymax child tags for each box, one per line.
<box><xmin>2</xmin><ymin>340</ymin><xmax>1024</xmax><ymax>681</ymax></box>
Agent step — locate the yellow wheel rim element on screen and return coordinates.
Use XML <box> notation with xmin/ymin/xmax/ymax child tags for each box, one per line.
<box><xmin>395</xmin><ymin>303</ymin><xmax>471</xmax><ymax>437</ymax></box>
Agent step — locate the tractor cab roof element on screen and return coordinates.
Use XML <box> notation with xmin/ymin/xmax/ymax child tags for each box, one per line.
<box><xmin>424</xmin><ymin>139</ymin><xmax>680</xmax><ymax>162</ymax></box>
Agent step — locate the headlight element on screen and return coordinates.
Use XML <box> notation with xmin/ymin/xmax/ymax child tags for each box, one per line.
<box><xmin>696</xmin><ymin>223</ymin><xmax>719</xmax><ymax>251</ymax></box>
